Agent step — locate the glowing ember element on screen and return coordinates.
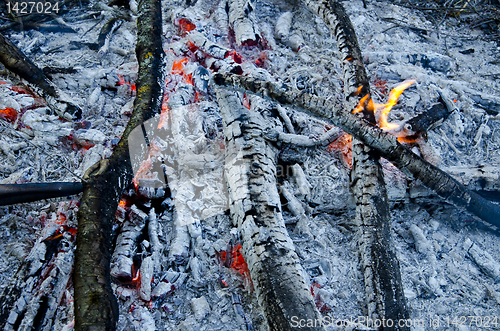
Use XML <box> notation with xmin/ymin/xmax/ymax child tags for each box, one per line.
<box><xmin>118</xmin><ymin>200</ymin><xmax>127</xmax><ymax>208</ymax></box>
<box><xmin>217</xmin><ymin>243</ymin><xmax>253</xmax><ymax>291</ymax></box>
<box><xmin>352</xmin><ymin>79</ymin><xmax>416</xmax><ymax>131</ymax></box>
<box><xmin>327</xmin><ymin>132</ymin><xmax>352</xmax><ymax>168</ymax></box>
<box><xmin>225</xmin><ymin>50</ymin><xmax>243</xmax><ymax>64</ymax></box>
<box><xmin>242</xmin><ymin>93</ymin><xmax>251</xmax><ymax>109</ymax></box>
<box><xmin>310</xmin><ymin>282</ymin><xmax>331</xmax><ymax>313</ymax></box>
<box><xmin>175</xmin><ymin>17</ymin><xmax>196</xmax><ymax>33</ymax></box>
<box><xmin>0</xmin><ymin>107</ymin><xmax>18</xmax><ymax>122</ymax></box>
<box><xmin>171</xmin><ymin>58</ymin><xmax>194</xmax><ymax>85</ymax></box>
<box><xmin>132</xmin><ymin>141</ymin><xmax>163</xmax><ymax>188</ymax></box>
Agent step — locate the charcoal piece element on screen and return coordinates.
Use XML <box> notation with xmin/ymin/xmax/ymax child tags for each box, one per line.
<box><xmin>408</xmin><ymin>53</ymin><xmax>452</xmax><ymax>73</ymax></box>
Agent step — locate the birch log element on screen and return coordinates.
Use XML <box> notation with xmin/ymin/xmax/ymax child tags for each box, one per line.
<box><xmin>216</xmin><ymin>88</ymin><xmax>323</xmax><ymax>331</ymax></box>
<box><xmin>301</xmin><ymin>0</ymin><xmax>410</xmax><ymax>327</ymax></box>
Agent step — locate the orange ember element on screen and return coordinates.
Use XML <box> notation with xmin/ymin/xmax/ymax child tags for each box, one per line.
<box><xmin>242</xmin><ymin>93</ymin><xmax>251</xmax><ymax>109</ymax></box>
<box><xmin>175</xmin><ymin>18</ymin><xmax>196</xmax><ymax>33</ymax></box>
<box><xmin>172</xmin><ymin>58</ymin><xmax>188</xmax><ymax>74</ymax></box>
<box><xmin>218</xmin><ymin>243</ymin><xmax>253</xmax><ymax>291</ymax></box>
<box><xmin>171</xmin><ymin>58</ymin><xmax>194</xmax><ymax>85</ymax></box>
<box><xmin>352</xmin><ymin>79</ymin><xmax>416</xmax><ymax>131</ymax></box>
<box><xmin>327</xmin><ymin>133</ymin><xmax>352</xmax><ymax>168</ymax></box>
<box><xmin>0</xmin><ymin>107</ymin><xmax>18</xmax><ymax>122</ymax></box>
<box><xmin>118</xmin><ymin>200</ymin><xmax>127</xmax><ymax>208</ymax></box>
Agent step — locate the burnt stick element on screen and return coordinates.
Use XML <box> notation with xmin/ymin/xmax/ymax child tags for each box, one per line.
<box><xmin>216</xmin><ymin>88</ymin><xmax>324</xmax><ymax>331</ymax></box>
<box><xmin>0</xmin><ymin>32</ymin><xmax>82</xmax><ymax>119</ymax></box>
<box><xmin>302</xmin><ymin>0</ymin><xmax>410</xmax><ymax>326</ymax></box>
<box><xmin>212</xmin><ymin>73</ymin><xmax>500</xmax><ymax>228</ymax></box>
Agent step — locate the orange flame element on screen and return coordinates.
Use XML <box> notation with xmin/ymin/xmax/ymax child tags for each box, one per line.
<box><xmin>352</xmin><ymin>79</ymin><xmax>416</xmax><ymax>131</ymax></box>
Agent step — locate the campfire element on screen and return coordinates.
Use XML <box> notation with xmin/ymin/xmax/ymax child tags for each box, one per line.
<box><xmin>1</xmin><ymin>0</ymin><xmax>500</xmax><ymax>330</ymax></box>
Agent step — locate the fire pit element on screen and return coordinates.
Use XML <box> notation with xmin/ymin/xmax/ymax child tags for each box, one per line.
<box><xmin>1</xmin><ymin>0</ymin><xmax>499</xmax><ymax>330</ymax></box>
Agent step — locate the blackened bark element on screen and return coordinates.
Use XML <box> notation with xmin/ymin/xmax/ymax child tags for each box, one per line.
<box><xmin>73</xmin><ymin>0</ymin><xmax>163</xmax><ymax>329</ymax></box>
<box><xmin>212</xmin><ymin>74</ymin><xmax>500</xmax><ymax>233</ymax></box>
<box><xmin>301</xmin><ymin>1</ymin><xmax>410</xmax><ymax>328</ymax></box>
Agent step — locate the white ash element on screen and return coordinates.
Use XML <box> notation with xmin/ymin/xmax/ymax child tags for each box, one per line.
<box><xmin>1</xmin><ymin>0</ymin><xmax>500</xmax><ymax>329</ymax></box>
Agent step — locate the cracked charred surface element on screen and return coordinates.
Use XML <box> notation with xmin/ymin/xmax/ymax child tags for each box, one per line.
<box><xmin>302</xmin><ymin>0</ymin><xmax>410</xmax><ymax>327</ymax></box>
<box><xmin>73</xmin><ymin>0</ymin><xmax>163</xmax><ymax>329</ymax></box>
<box><xmin>216</xmin><ymin>88</ymin><xmax>323</xmax><ymax>331</ymax></box>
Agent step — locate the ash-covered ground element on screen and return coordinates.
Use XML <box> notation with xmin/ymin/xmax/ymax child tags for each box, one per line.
<box><xmin>0</xmin><ymin>0</ymin><xmax>499</xmax><ymax>330</ymax></box>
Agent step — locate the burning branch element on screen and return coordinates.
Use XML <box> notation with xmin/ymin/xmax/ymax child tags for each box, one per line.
<box><xmin>302</xmin><ymin>0</ymin><xmax>410</xmax><ymax>326</ymax></box>
<box><xmin>73</xmin><ymin>0</ymin><xmax>164</xmax><ymax>329</ymax></box>
<box><xmin>212</xmin><ymin>73</ymin><xmax>500</xmax><ymax>229</ymax></box>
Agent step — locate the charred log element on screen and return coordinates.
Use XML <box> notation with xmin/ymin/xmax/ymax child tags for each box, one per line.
<box><xmin>73</xmin><ymin>0</ymin><xmax>164</xmax><ymax>329</ymax></box>
<box><xmin>212</xmin><ymin>74</ymin><xmax>500</xmax><ymax>229</ymax></box>
<box><xmin>0</xmin><ymin>32</ymin><xmax>82</xmax><ymax>119</ymax></box>
<box><xmin>216</xmin><ymin>88</ymin><xmax>323</xmax><ymax>331</ymax></box>
<box><xmin>301</xmin><ymin>0</ymin><xmax>410</xmax><ymax>327</ymax></box>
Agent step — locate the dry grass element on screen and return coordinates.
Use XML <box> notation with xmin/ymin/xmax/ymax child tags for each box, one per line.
<box><xmin>390</xmin><ymin>0</ymin><xmax>500</xmax><ymax>41</ymax></box>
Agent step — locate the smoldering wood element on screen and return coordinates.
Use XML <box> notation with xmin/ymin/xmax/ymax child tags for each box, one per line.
<box><xmin>212</xmin><ymin>73</ymin><xmax>500</xmax><ymax>229</ymax></box>
<box><xmin>0</xmin><ymin>182</ymin><xmax>83</xmax><ymax>206</ymax></box>
<box><xmin>73</xmin><ymin>0</ymin><xmax>164</xmax><ymax>328</ymax></box>
<box><xmin>110</xmin><ymin>205</ymin><xmax>147</xmax><ymax>279</ymax></box>
<box><xmin>405</xmin><ymin>98</ymin><xmax>451</xmax><ymax>136</ymax></box>
<box><xmin>0</xmin><ymin>32</ymin><xmax>82</xmax><ymax>120</ymax></box>
<box><xmin>301</xmin><ymin>0</ymin><xmax>410</xmax><ymax>326</ymax></box>
<box><xmin>216</xmin><ymin>88</ymin><xmax>323</xmax><ymax>331</ymax></box>
<box><xmin>0</xmin><ymin>229</ymin><xmax>75</xmax><ymax>331</ymax></box>
<box><xmin>227</xmin><ymin>0</ymin><xmax>261</xmax><ymax>46</ymax></box>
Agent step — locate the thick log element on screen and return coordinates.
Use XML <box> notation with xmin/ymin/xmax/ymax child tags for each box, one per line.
<box><xmin>0</xmin><ymin>182</ymin><xmax>83</xmax><ymax>206</ymax></box>
<box><xmin>301</xmin><ymin>0</ymin><xmax>410</xmax><ymax>327</ymax></box>
<box><xmin>216</xmin><ymin>88</ymin><xmax>323</xmax><ymax>331</ymax></box>
<box><xmin>0</xmin><ymin>32</ymin><xmax>82</xmax><ymax>120</ymax></box>
<box><xmin>212</xmin><ymin>74</ymin><xmax>500</xmax><ymax>228</ymax></box>
<box><xmin>73</xmin><ymin>0</ymin><xmax>163</xmax><ymax>329</ymax></box>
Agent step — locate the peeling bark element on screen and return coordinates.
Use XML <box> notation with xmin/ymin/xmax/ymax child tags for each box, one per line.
<box><xmin>216</xmin><ymin>88</ymin><xmax>323</xmax><ymax>331</ymax></box>
<box><xmin>73</xmin><ymin>0</ymin><xmax>163</xmax><ymax>329</ymax></box>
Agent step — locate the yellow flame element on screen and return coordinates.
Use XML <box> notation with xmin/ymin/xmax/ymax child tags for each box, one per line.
<box><xmin>377</xmin><ymin>79</ymin><xmax>415</xmax><ymax>130</ymax></box>
<box><xmin>352</xmin><ymin>79</ymin><xmax>416</xmax><ymax>131</ymax></box>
